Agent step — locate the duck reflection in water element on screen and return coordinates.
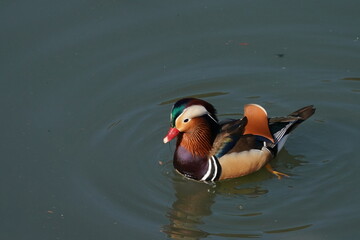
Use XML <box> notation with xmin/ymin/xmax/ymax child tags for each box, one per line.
<box><xmin>162</xmin><ymin>178</ymin><xmax>214</xmax><ymax>239</ymax></box>
<box><xmin>161</xmin><ymin>149</ymin><xmax>305</xmax><ymax>239</ymax></box>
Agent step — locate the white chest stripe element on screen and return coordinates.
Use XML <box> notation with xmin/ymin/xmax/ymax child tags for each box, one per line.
<box><xmin>201</xmin><ymin>156</ymin><xmax>220</xmax><ymax>181</ymax></box>
<box><xmin>211</xmin><ymin>156</ymin><xmax>218</xmax><ymax>181</ymax></box>
<box><xmin>201</xmin><ymin>159</ymin><xmax>212</xmax><ymax>181</ymax></box>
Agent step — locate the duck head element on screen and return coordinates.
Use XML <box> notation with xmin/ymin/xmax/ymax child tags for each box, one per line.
<box><xmin>163</xmin><ymin>98</ymin><xmax>218</xmax><ymax>143</ymax></box>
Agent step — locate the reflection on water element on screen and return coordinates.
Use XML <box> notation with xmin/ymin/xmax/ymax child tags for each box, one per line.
<box><xmin>161</xmin><ymin>179</ymin><xmax>213</xmax><ymax>239</ymax></box>
<box><xmin>342</xmin><ymin>77</ymin><xmax>360</xmax><ymax>81</ymax></box>
<box><xmin>159</xmin><ymin>92</ymin><xmax>228</xmax><ymax>105</ymax></box>
<box><xmin>264</xmin><ymin>224</ymin><xmax>312</xmax><ymax>234</ymax></box>
<box><xmin>162</xmin><ymin>149</ymin><xmax>306</xmax><ymax>239</ymax></box>
<box><xmin>162</xmin><ymin>176</ymin><xmax>268</xmax><ymax>239</ymax></box>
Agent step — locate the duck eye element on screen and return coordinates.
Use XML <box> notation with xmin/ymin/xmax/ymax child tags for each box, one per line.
<box><xmin>183</xmin><ymin>118</ymin><xmax>190</xmax><ymax>123</ymax></box>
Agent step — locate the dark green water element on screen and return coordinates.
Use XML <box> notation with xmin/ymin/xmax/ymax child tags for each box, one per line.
<box><xmin>1</xmin><ymin>1</ymin><xmax>360</xmax><ymax>239</ymax></box>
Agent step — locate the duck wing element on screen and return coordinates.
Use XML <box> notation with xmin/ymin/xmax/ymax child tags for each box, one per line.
<box><xmin>210</xmin><ymin>117</ymin><xmax>248</xmax><ymax>158</ymax></box>
<box><xmin>210</xmin><ymin>103</ymin><xmax>276</xmax><ymax>158</ymax></box>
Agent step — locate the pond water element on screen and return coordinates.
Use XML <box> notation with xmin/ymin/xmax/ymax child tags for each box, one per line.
<box><xmin>1</xmin><ymin>1</ymin><xmax>360</xmax><ymax>239</ymax></box>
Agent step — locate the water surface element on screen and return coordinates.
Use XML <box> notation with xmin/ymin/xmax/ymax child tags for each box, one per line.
<box><xmin>1</xmin><ymin>1</ymin><xmax>360</xmax><ymax>239</ymax></box>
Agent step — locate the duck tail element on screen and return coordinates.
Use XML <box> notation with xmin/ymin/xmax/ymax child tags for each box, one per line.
<box><xmin>289</xmin><ymin>105</ymin><xmax>316</xmax><ymax>121</ymax></box>
<box><xmin>269</xmin><ymin>105</ymin><xmax>316</xmax><ymax>154</ymax></box>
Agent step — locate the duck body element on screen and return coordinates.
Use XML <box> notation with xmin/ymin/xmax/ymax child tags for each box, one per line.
<box><xmin>163</xmin><ymin>98</ymin><xmax>315</xmax><ymax>182</ymax></box>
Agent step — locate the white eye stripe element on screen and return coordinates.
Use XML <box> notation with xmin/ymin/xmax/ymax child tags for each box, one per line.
<box><xmin>181</xmin><ymin>105</ymin><xmax>209</xmax><ymax>119</ymax></box>
<box><xmin>175</xmin><ymin>105</ymin><xmax>217</xmax><ymax>127</ymax></box>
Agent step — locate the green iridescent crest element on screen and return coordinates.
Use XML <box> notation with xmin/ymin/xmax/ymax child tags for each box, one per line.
<box><xmin>170</xmin><ymin>104</ymin><xmax>185</xmax><ymax>127</ymax></box>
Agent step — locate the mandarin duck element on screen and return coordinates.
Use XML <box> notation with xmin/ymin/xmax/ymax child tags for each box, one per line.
<box><xmin>163</xmin><ymin>98</ymin><xmax>315</xmax><ymax>181</ymax></box>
